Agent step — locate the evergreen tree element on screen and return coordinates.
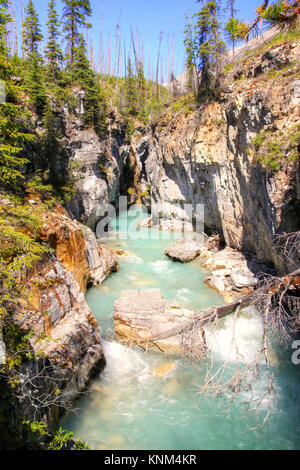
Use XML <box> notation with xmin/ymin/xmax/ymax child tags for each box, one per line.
<box><xmin>45</xmin><ymin>0</ymin><xmax>63</xmax><ymax>83</ymax></box>
<box><xmin>195</xmin><ymin>0</ymin><xmax>225</xmax><ymax>98</ymax></box>
<box><xmin>0</xmin><ymin>0</ymin><xmax>10</xmax><ymax>57</ymax></box>
<box><xmin>137</xmin><ymin>60</ymin><xmax>146</xmax><ymax>119</ymax></box>
<box><xmin>184</xmin><ymin>12</ymin><xmax>199</xmax><ymax>94</ymax></box>
<box><xmin>124</xmin><ymin>57</ymin><xmax>138</xmax><ymax>117</ymax></box>
<box><xmin>0</xmin><ymin>0</ymin><xmax>34</xmax><ymax>188</ymax></box>
<box><xmin>262</xmin><ymin>1</ymin><xmax>300</xmax><ymax>31</ymax></box>
<box><xmin>25</xmin><ymin>52</ymin><xmax>47</xmax><ymax>115</ymax></box>
<box><xmin>22</xmin><ymin>0</ymin><xmax>47</xmax><ymax>115</ymax></box>
<box><xmin>62</xmin><ymin>0</ymin><xmax>92</xmax><ymax>69</ymax></box>
<box><xmin>71</xmin><ymin>34</ymin><xmax>107</xmax><ymax>133</ymax></box>
<box><xmin>22</xmin><ymin>0</ymin><xmax>42</xmax><ymax>56</ymax></box>
<box><xmin>225</xmin><ymin>17</ymin><xmax>247</xmax><ymax>60</ymax></box>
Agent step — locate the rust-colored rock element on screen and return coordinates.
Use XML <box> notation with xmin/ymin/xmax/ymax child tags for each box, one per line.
<box><xmin>41</xmin><ymin>204</ymin><xmax>119</xmax><ymax>292</ymax></box>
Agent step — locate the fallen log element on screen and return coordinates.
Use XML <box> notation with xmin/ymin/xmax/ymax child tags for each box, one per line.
<box><xmin>133</xmin><ymin>268</ymin><xmax>300</xmax><ymax>346</ymax></box>
<box><xmin>132</xmin><ymin>296</ymin><xmax>251</xmax><ymax>346</ymax></box>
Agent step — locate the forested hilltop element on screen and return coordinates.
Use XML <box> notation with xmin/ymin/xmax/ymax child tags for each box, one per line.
<box><xmin>0</xmin><ymin>0</ymin><xmax>299</xmax><ymax>450</ymax></box>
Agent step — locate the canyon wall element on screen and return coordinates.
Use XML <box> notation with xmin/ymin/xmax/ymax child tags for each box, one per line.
<box><xmin>134</xmin><ymin>40</ymin><xmax>300</xmax><ymax>274</ymax></box>
<box><xmin>64</xmin><ymin>111</ymin><xmax>136</xmax><ymax>230</ymax></box>
<box><xmin>0</xmin><ymin>204</ymin><xmax>119</xmax><ymax>446</ymax></box>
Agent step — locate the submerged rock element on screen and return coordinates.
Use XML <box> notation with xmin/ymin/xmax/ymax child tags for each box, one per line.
<box><xmin>113</xmin><ymin>289</ymin><xmax>202</xmax><ymax>355</ymax></box>
<box><xmin>154</xmin><ymin>362</ymin><xmax>176</xmax><ymax>378</ymax></box>
<box><xmin>164</xmin><ymin>239</ymin><xmax>201</xmax><ymax>263</ymax></box>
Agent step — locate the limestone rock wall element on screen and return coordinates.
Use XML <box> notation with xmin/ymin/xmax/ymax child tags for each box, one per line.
<box><xmin>134</xmin><ymin>41</ymin><xmax>300</xmax><ymax>274</ymax></box>
<box><xmin>64</xmin><ymin>113</ymin><xmax>134</xmax><ymax>230</ymax></box>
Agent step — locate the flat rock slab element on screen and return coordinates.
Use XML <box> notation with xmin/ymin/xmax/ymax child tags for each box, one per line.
<box><xmin>164</xmin><ymin>239</ymin><xmax>201</xmax><ymax>263</ymax></box>
<box><xmin>113</xmin><ymin>289</ymin><xmax>202</xmax><ymax>355</ymax></box>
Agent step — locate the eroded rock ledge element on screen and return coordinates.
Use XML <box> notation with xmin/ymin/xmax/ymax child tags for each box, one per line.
<box><xmin>14</xmin><ymin>259</ymin><xmax>105</xmax><ymax>421</ymax></box>
<box><xmin>134</xmin><ymin>40</ymin><xmax>300</xmax><ymax>275</ymax></box>
<box><xmin>41</xmin><ymin>205</ymin><xmax>119</xmax><ymax>292</ymax></box>
<box><xmin>200</xmin><ymin>247</ymin><xmax>274</xmax><ymax>303</ymax></box>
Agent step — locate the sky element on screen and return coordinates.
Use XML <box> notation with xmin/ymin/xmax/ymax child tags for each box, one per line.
<box><xmin>12</xmin><ymin>0</ymin><xmax>262</xmax><ymax>81</ymax></box>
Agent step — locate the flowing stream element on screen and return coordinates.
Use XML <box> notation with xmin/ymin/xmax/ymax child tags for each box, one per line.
<box><xmin>61</xmin><ymin>207</ymin><xmax>300</xmax><ymax>450</ymax></box>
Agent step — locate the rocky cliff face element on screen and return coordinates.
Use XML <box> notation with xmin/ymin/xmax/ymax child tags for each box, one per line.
<box><xmin>64</xmin><ymin>112</ymin><xmax>135</xmax><ymax>230</ymax></box>
<box><xmin>13</xmin><ymin>258</ymin><xmax>104</xmax><ymax>426</ymax></box>
<box><xmin>0</xmin><ymin>204</ymin><xmax>119</xmax><ymax>442</ymax></box>
<box><xmin>133</xmin><ymin>40</ymin><xmax>300</xmax><ymax>274</ymax></box>
<box><xmin>41</xmin><ymin>204</ymin><xmax>119</xmax><ymax>292</ymax></box>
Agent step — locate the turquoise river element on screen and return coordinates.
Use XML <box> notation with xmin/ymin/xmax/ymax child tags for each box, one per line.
<box><xmin>61</xmin><ymin>207</ymin><xmax>300</xmax><ymax>450</ymax></box>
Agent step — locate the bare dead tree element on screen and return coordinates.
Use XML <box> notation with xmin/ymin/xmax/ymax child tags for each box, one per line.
<box><xmin>0</xmin><ymin>352</ymin><xmax>86</xmax><ymax>424</ymax></box>
<box><xmin>107</xmin><ymin>32</ymin><xmax>111</xmax><ymax>77</ymax></box>
<box><xmin>20</xmin><ymin>0</ymin><xmax>25</xmax><ymax>59</ymax></box>
<box><xmin>272</xmin><ymin>231</ymin><xmax>300</xmax><ymax>272</ymax></box>
<box><xmin>130</xmin><ymin>26</ymin><xmax>139</xmax><ymax>74</ymax></box>
<box><xmin>156</xmin><ymin>31</ymin><xmax>163</xmax><ymax>100</ymax></box>
<box><xmin>12</xmin><ymin>0</ymin><xmax>18</xmax><ymax>57</ymax></box>
<box><xmin>90</xmin><ymin>39</ymin><xmax>94</xmax><ymax>72</ymax></box>
<box><xmin>131</xmin><ymin>265</ymin><xmax>300</xmax><ymax>429</ymax></box>
<box><xmin>98</xmin><ymin>3</ymin><xmax>104</xmax><ymax>79</ymax></box>
<box><xmin>6</xmin><ymin>2</ymin><xmax>13</xmax><ymax>56</ymax></box>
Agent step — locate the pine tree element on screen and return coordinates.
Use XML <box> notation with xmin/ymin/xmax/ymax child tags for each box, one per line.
<box><xmin>45</xmin><ymin>0</ymin><xmax>63</xmax><ymax>83</ymax></box>
<box><xmin>25</xmin><ymin>52</ymin><xmax>47</xmax><ymax>115</ymax></box>
<box><xmin>124</xmin><ymin>57</ymin><xmax>138</xmax><ymax>117</ymax></box>
<box><xmin>0</xmin><ymin>0</ymin><xmax>34</xmax><ymax>188</ymax></box>
<box><xmin>137</xmin><ymin>59</ymin><xmax>146</xmax><ymax>119</ymax></box>
<box><xmin>22</xmin><ymin>0</ymin><xmax>46</xmax><ymax>115</ymax></box>
<box><xmin>22</xmin><ymin>0</ymin><xmax>42</xmax><ymax>56</ymax></box>
<box><xmin>62</xmin><ymin>0</ymin><xmax>92</xmax><ymax>69</ymax></box>
<box><xmin>262</xmin><ymin>1</ymin><xmax>300</xmax><ymax>31</ymax></box>
<box><xmin>71</xmin><ymin>34</ymin><xmax>107</xmax><ymax>133</ymax></box>
<box><xmin>226</xmin><ymin>0</ymin><xmax>238</xmax><ymax>58</ymax></box>
<box><xmin>225</xmin><ymin>17</ymin><xmax>247</xmax><ymax>60</ymax></box>
<box><xmin>195</xmin><ymin>0</ymin><xmax>225</xmax><ymax>98</ymax></box>
<box><xmin>0</xmin><ymin>1</ymin><xmax>10</xmax><ymax>57</ymax></box>
<box><xmin>184</xmin><ymin>12</ymin><xmax>199</xmax><ymax>94</ymax></box>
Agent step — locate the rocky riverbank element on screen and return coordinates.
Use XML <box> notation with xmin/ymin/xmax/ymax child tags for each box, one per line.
<box><xmin>0</xmin><ymin>202</ymin><xmax>119</xmax><ymax>445</ymax></box>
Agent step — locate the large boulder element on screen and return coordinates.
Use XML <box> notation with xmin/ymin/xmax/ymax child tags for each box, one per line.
<box><xmin>164</xmin><ymin>239</ymin><xmax>201</xmax><ymax>263</ymax></box>
<box><xmin>202</xmin><ymin>247</ymin><xmax>270</xmax><ymax>302</ymax></box>
<box><xmin>113</xmin><ymin>289</ymin><xmax>205</xmax><ymax>355</ymax></box>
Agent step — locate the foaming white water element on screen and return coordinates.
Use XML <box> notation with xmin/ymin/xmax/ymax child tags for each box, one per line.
<box><xmin>148</xmin><ymin>260</ymin><xmax>171</xmax><ymax>273</ymax></box>
<box><xmin>178</xmin><ymin>288</ymin><xmax>192</xmax><ymax>295</ymax></box>
<box><xmin>101</xmin><ymin>340</ymin><xmax>152</xmax><ymax>384</ymax></box>
<box><xmin>206</xmin><ymin>311</ymin><xmax>264</xmax><ymax>364</ymax></box>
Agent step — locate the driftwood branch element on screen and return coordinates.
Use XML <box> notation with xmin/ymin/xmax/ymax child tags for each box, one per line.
<box><xmin>133</xmin><ymin>268</ymin><xmax>300</xmax><ymax>347</ymax></box>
